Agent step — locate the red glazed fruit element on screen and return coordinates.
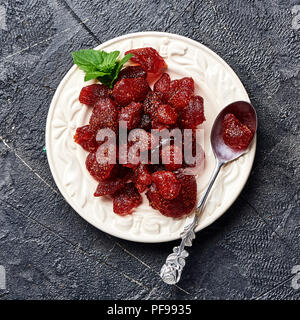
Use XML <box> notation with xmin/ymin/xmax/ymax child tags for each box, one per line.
<box><xmin>125</xmin><ymin>47</ymin><xmax>167</xmax><ymax>76</ymax></box>
<box><xmin>85</xmin><ymin>152</ymin><xmax>115</xmax><ymax>182</ymax></box>
<box><xmin>113</xmin><ymin>183</ymin><xmax>142</xmax><ymax>215</ymax></box>
<box><xmin>146</xmin><ymin>172</ymin><xmax>197</xmax><ymax>217</ymax></box>
<box><xmin>74</xmin><ymin>125</ymin><xmax>98</xmax><ymax>152</ymax></box>
<box><xmin>168</xmin><ymin>89</ymin><xmax>193</xmax><ymax>109</ymax></box>
<box><xmin>153</xmin><ymin>73</ymin><xmax>171</xmax><ymax>101</ymax></box>
<box><xmin>222</xmin><ymin>113</ymin><xmax>254</xmax><ymax>150</ymax></box>
<box><xmin>168</xmin><ymin>77</ymin><xmax>194</xmax><ymax>109</ymax></box>
<box><xmin>118</xmin><ymin>102</ymin><xmax>143</xmax><ymax>130</ymax></box>
<box><xmin>151</xmin><ymin>171</ymin><xmax>181</xmax><ymax>200</ymax></box>
<box><xmin>89</xmin><ymin>98</ymin><xmax>118</xmax><ymax>133</ymax></box>
<box><xmin>157</xmin><ymin>104</ymin><xmax>178</xmax><ymax>125</ymax></box>
<box><xmin>134</xmin><ymin>164</ymin><xmax>152</xmax><ymax>186</ymax></box>
<box><xmin>117</xmin><ymin>66</ymin><xmax>147</xmax><ymax>81</ymax></box>
<box><xmin>94</xmin><ymin>178</ymin><xmax>124</xmax><ymax>197</ymax></box>
<box><xmin>181</xmin><ymin>96</ymin><xmax>205</xmax><ymax>128</ymax></box>
<box><xmin>170</xmin><ymin>77</ymin><xmax>194</xmax><ymax>93</ymax></box>
<box><xmin>133</xmin><ymin>164</ymin><xmax>152</xmax><ymax>193</ymax></box>
<box><xmin>112</xmin><ymin>78</ymin><xmax>149</xmax><ymax>106</ymax></box>
<box><xmin>161</xmin><ymin>144</ymin><xmax>183</xmax><ymax>171</ymax></box>
<box><xmin>143</xmin><ymin>91</ymin><xmax>164</xmax><ymax>119</ymax></box>
<box><xmin>79</xmin><ymin>84</ymin><xmax>111</xmax><ymax>106</ymax></box>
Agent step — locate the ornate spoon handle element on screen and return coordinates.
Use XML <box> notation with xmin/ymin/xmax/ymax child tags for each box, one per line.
<box><xmin>160</xmin><ymin>160</ymin><xmax>224</xmax><ymax>285</ymax></box>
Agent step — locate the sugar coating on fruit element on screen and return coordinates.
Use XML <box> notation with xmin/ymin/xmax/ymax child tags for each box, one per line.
<box><xmin>86</xmin><ymin>152</ymin><xmax>114</xmax><ymax>182</ymax></box>
<box><xmin>74</xmin><ymin>125</ymin><xmax>98</xmax><ymax>152</ymax></box>
<box><xmin>168</xmin><ymin>77</ymin><xmax>194</xmax><ymax>109</ymax></box>
<box><xmin>94</xmin><ymin>178</ymin><xmax>124</xmax><ymax>196</ymax></box>
<box><xmin>79</xmin><ymin>84</ymin><xmax>111</xmax><ymax>107</ymax></box>
<box><xmin>113</xmin><ymin>183</ymin><xmax>142</xmax><ymax>215</ymax></box>
<box><xmin>181</xmin><ymin>96</ymin><xmax>205</xmax><ymax>128</ymax></box>
<box><xmin>154</xmin><ymin>73</ymin><xmax>170</xmax><ymax>101</ymax></box>
<box><xmin>118</xmin><ymin>102</ymin><xmax>143</xmax><ymax>130</ymax></box>
<box><xmin>89</xmin><ymin>98</ymin><xmax>118</xmax><ymax>133</ymax></box>
<box><xmin>143</xmin><ymin>91</ymin><xmax>164</xmax><ymax>119</ymax></box>
<box><xmin>157</xmin><ymin>104</ymin><xmax>178</xmax><ymax>125</ymax></box>
<box><xmin>146</xmin><ymin>172</ymin><xmax>197</xmax><ymax>217</ymax></box>
<box><xmin>222</xmin><ymin>113</ymin><xmax>253</xmax><ymax>150</ymax></box>
<box><xmin>117</xmin><ymin>66</ymin><xmax>147</xmax><ymax>81</ymax></box>
<box><xmin>151</xmin><ymin>171</ymin><xmax>181</xmax><ymax>200</ymax></box>
<box><xmin>112</xmin><ymin>78</ymin><xmax>149</xmax><ymax>106</ymax></box>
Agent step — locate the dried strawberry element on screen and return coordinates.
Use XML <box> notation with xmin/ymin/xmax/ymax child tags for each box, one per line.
<box><xmin>79</xmin><ymin>84</ymin><xmax>111</xmax><ymax>106</ymax></box>
<box><xmin>112</xmin><ymin>78</ymin><xmax>149</xmax><ymax>106</ymax></box>
<box><xmin>117</xmin><ymin>66</ymin><xmax>147</xmax><ymax>81</ymax></box>
<box><xmin>181</xmin><ymin>96</ymin><xmax>205</xmax><ymax>128</ymax></box>
<box><xmin>157</xmin><ymin>104</ymin><xmax>178</xmax><ymax>125</ymax></box>
<box><xmin>113</xmin><ymin>183</ymin><xmax>142</xmax><ymax>215</ymax></box>
<box><xmin>74</xmin><ymin>125</ymin><xmax>98</xmax><ymax>152</ymax></box>
<box><xmin>168</xmin><ymin>89</ymin><xmax>193</xmax><ymax>109</ymax></box>
<box><xmin>134</xmin><ymin>164</ymin><xmax>152</xmax><ymax>185</ymax></box>
<box><xmin>125</xmin><ymin>47</ymin><xmax>167</xmax><ymax>76</ymax></box>
<box><xmin>132</xmin><ymin>164</ymin><xmax>152</xmax><ymax>193</ymax></box>
<box><xmin>222</xmin><ymin>113</ymin><xmax>254</xmax><ymax>150</ymax></box>
<box><xmin>89</xmin><ymin>98</ymin><xmax>118</xmax><ymax>133</ymax></box>
<box><xmin>143</xmin><ymin>91</ymin><xmax>164</xmax><ymax>119</ymax></box>
<box><xmin>170</xmin><ymin>77</ymin><xmax>194</xmax><ymax>93</ymax></box>
<box><xmin>86</xmin><ymin>152</ymin><xmax>115</xmax><ymax>182</ymax></box>
<box><xmin>153</xmin><ymin>73</ymin><xmax>170</xmax><ymax>101</ymax></box>
<box><xmin>161</xmin><ymin>144</ymin><xmax>183</xmax><ymax>171</ymax></box>
<box><xmin>168</xmin><ymin>77</ymin><xmax>194</xmax><ymax>109</ymax></box>
<box><xmin>94</xmin><ymin>178</ymin><xmax>124</xmax><ymax>197</ymax></box>
<box><xmin>146</xmin><ymin>173</ymin><xmax>197</xmax><ymax>217</ymax></box>
<box><xmin>151</xmin><ymin>171</ymin><xmax>181</xmax><ymax>200</ymax></box>
<box><xmin>118</xmin><ymin>102</ymin><xmax>143</xmax><ymax>130</ymax></box>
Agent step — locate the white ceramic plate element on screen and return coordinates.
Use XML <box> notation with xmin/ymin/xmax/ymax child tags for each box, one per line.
<box><xmin>46</xmin><ymin>32</ymin><xmax>256</xmax><ymax>243</ymax></box>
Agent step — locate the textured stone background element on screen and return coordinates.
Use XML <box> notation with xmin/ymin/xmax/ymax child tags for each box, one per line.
<box><xmin>0</xmin><ymin>0</ymin><xmax>299</xmax><ymax>300</ymax></box>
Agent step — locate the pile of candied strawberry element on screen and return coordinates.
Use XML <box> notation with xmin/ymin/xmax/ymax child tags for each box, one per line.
<box><xmin>74</xmin><ymin>47</ymin><xmax>206</xmax><ymax>218</ymax></box>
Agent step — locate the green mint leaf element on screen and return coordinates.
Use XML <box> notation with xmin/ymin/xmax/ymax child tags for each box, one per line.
<box><xmin>84</xmin><ymin>71</ymin><xmax>110</xmax><ymax>82</ymax></box>
<box><xmin>77</xmin><ymin>65</ymin><xmax>98</xmax><ymax>73</ymax></box>
<box><xmin>72</xmin><ymin>49</ymin><xmax>104</xmax><ymax>70</ymax></box>
<box><xmin>97</xmin><ymin>75</ymin><xmax>114</xmax><ymax>87</ymax></box>
<box><xmin>111</xmin><ymin>53</ymin><xmax>134</xmax><ymax>84</ymax></box>
<box><xmin>99</xmin><ymin>51</ymin><xmax>120</xmax><ymax>73</ymax></box>
<box><xmin>72</xmin><ymin>49</ymin><xmax>133</xmax><ymax>87</ymax></box>
<box><xmin>119</xmin><ymin>53</ymin><xmax>134</xmax><ymax>66</ymax></box>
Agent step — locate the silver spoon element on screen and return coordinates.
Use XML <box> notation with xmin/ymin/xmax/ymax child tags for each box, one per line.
<box><xmin>160</xmin><ymin>101</ymin><xmax>258</xmax><ymax>285</ymax></box>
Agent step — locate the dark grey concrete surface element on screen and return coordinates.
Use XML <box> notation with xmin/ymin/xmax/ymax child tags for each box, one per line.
<box><xmin>0</xmin><ymin>0</ymin><xmax>299</xmax><ymax>300</ymax></box>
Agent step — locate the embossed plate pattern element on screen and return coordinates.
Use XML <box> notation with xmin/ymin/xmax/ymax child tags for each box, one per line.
<box><xmin>46</xmin><ymin>32</ymin><xmax>256</xmax><ymax>243</ymax></box>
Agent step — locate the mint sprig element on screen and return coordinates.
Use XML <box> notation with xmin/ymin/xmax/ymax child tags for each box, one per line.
<box><xmin>72</xmin><ymin>49</ymin><xmax>133</xmax><ymax>88</ymax></box>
